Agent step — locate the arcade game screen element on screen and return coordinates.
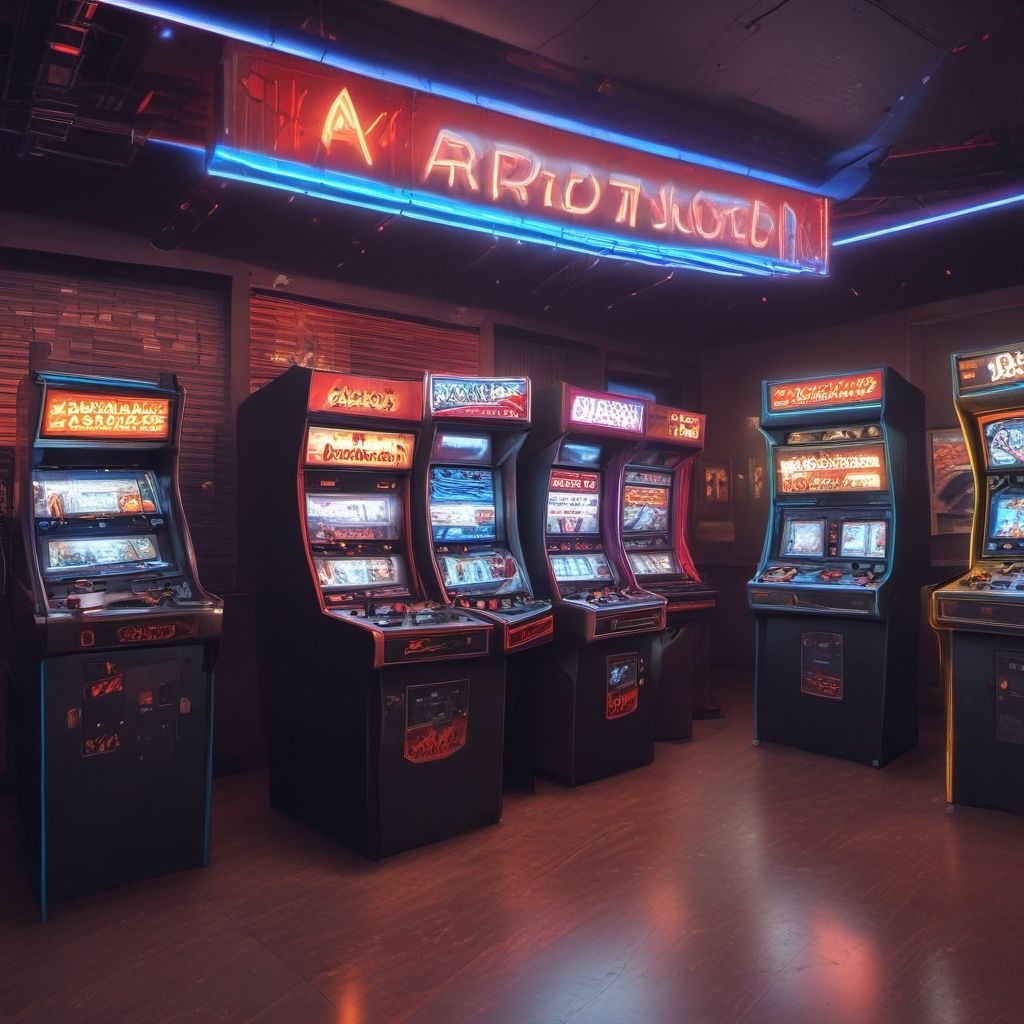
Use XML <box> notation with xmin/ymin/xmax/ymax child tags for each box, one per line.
<box><xmin>990</xmin><ymin>492</ymin><xmax>1024</xmax><ymax>539</ymax></box>
<box><xmin>782</xmin><ymin>519</ymin><xmax>826</xmax><ymax>557</ymax></box>
<box><xmin>33</xmin><ymin>470</ymin><xmax>160</xmax><ymax>518</ymax></box>
<box><xmin>840</xmin><ymin>521</ymin><xmax>887</xmax><ymax>558</ymax></box>
<box><xmin>44</xmin><ymin>535</ymin><xmax>166</xmax><ymax>574</ymax></box>
<box><xmin>438</xmin><ymin>551</ymin><xmax>523</xmax><ymax>593</ymax></box>
<box><xmin>306</xmin><ymin>493</ymin><xmax>400</xmax><ymax>542</ymax></box>
<box><xmin>982</xmin><ymin>415</ymin><xmax>1024</xmax><ymax>468</ymax></box>
<box><xmin>429</xmin><ymin>467</ymin><xmax>497</xmax><ymax>542</ymax></box>
<box><xmin>622</xmin><ymin>471</ymin><xmax>672</xmax><ymax>534</ymax></box>
<box><xmin>431</xmin><ymin>432</ymin><xmax>491</xmax><ymax>465</ymax></box>
<box><xmin>547</xmin><ymin>470</ymin><xmax>601</xmax><ymax>534</ymax></box>
<box><xmin>558</xmin><ymin>441</ymin><xmax>602</xmax><ymax>467</ymax></box>
<box><xmin>550</xmin><ymin>552</ymin><xmax>613</xmax><ymax>583</ymax></box>
<box><xmin>314</xmin><ymin>556</ymin><xmax>403</xmax><ymax>588</ymax></box>
<box><xmin>628</xmin><ymin>552</ymin><xmax>679</xmax><ymax>575</ymax></box>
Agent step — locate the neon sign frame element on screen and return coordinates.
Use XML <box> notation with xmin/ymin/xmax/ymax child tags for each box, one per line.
<box><xmin>565</xmin><ymin>386</ymin><xmax>646</xmax><ymax>437</ymax></box>
<box><xmin>955</xmin><ymin>347</ymin><xmax>1024</xmax><ymax>395</ymax></box>
<box><xmin>429</xmin><ymin>376</ymin><xmax>530</xmax><ymax>421</ymax></box>
<box><xmin>40</xmin><ymin>390</ymin><xmax>172</xmax><ymax>441</ymax></box>
<box><xmin>768</xmin><ymin>371</ymin><xmax>884</xmax><ymax>413</ymax></box>
<box><xmin>307</xmin><ymin>372</ymin><xmax>424</xmax><ymax>419</ymax></box>
<box><xmin>647</xmin><ymin>405</ymin><xmax>704</xmax><ymax>445</ymax></box>
<box><xmin>205</xmin><ymin>44</ymin><xmax>829</xmax><ymax>278</ymax></box>
<box><xmin>106</xmin><ymin>0</ymin><xmax>842</xmax><ymax>195</ymax></box>
<box><xmin>775</xmin><ymin>444</ymin><xmax>888</xmax><ymax>494</ymax></box>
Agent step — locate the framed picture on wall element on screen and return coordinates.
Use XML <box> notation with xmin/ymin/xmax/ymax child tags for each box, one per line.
<box><xmin>699</xmin><ymin>458</ymin><xmax>731</xmax><ymax>507</ymax></box>
<box><xmin>927</xmin><ymin>427</ymin><xmax>974</xmax><ymax>535</ymax></box>
<box><xmin>748</xmin><ymin>456</ymin><xmax>767</xmax><ymax>501</ymax></box>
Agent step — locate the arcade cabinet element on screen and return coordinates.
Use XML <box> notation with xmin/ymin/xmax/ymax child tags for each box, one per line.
<box><xmin>624</xmin><ymin>405</ymin><xmax>717</xmax><ymax>738</ymax></box>
<box><xmin>10</xmin><ymin>371</ymin><xmax>222</xmax><ymax>917</ymax></box>
<box><xmin>748</xmin><ymin>368</ymin><xmax>926</xmax><ymax>767</ymax></box>
<box><xmin>518</xmin><ymin>384</ymin><xmax>667</xmax><ymax>786</ymax></box>
<box><xmin>932</xmin><ymin>344</ymin><xmax>1024</xmax><ymax>816</ymax></box>
<box><xmin>237</xmin><ymin>368</ymin><xmax>505</xmax><ymax>858</ymax></box>
<box><xmin>413</xmin><ymin>375</ymin><xmax>554</xmax><ymax>791</ymax></box>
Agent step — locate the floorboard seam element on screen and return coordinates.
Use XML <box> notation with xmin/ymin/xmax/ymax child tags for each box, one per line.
<box><xmin>193</xmin><ymin>885</ymin><xmax>342</xmax><ymax>1011</ymax></box>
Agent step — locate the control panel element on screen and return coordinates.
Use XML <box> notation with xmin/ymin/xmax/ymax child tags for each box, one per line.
<box><xmin>758</xmin><ymin>562</ymin><xmax>886</xmax><ymax>588</ymax></box>
<box><xmin>330</xmin><ymin>599</ymin><xmax>482</xmax><ymax>628</ymax></box>
<box><xmin>951</xmin><ymin>561</ymin><xmax>1024</xmax><ymax>593</ymax></box>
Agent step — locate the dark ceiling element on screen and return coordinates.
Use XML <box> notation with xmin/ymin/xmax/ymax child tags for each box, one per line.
<box><xmin>0</xmin><ymin>0</ymin><xmax>1022</xmax><ymax>350</ymax></box>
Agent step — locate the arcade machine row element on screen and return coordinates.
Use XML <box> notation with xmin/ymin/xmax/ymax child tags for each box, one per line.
<box><xmin>236</xmin><ymin>367</ymin><xmax>506</xmax><ymax>859</ymax></box>
<box><xmin>624</xmin><ymin>405</ymin><xmax>717</xmax><ymax>739</ymax></box>
<box><xmin>748</xmin><ymin>368</ymin><xmax>926</xmax><ymax>767</ymax></box>
<box><xmin>412</xmin><ymin>374</ymin><xmax>554</xmax><ymax>791</ymax></box>
<box><xmin>932</xmin><ymin>345</ymin><xmax>1024</xmax><ymax>817</ymax></box>
<box><xmin>9</xmin><ymin>371</ymin><xmax>222</xmax><ymax>918</ymax></box>
<box><xmin>518</xmin><ymin>384</ymin><xmax>667</xmax><ymax>786</ymax></box>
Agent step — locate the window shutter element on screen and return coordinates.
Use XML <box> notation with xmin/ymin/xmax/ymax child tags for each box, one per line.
<box><xmin>250</xmin><ymin>291</ymin><xmax>479</xmax><ymax>391</ymax></box>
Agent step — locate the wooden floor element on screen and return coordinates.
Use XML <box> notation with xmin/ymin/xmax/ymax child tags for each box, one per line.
<box><xmin>2</xmin><ymin>670</ymin><xmax>1023</xmax><ymax>1024</ymax></box>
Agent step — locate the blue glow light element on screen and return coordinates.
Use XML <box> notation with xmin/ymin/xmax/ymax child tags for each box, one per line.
<box><xmin>39</xmin><ymin>370</ymin><xmax>172</xmax><ymax>391</ymax></box>
<box><xmin>208</xmin><ymin>144</ymin><xmax>827</xmax><ymax>277</ymax></box>
<box><xmin>148</xmin><ymin>137</ymin><xmax>207</xmax><ymax>156</ymax></box>
<box><xmin>100</xmin><ymin>0</ymin><xmax>837</xmax><ymax>197</ymax></box>
<box><xmin>834</xmin><ymin>192</ymin><xmax>1024</xmax><ymax>246</ymax></box>
<box><xmin>39</xmin><ymin>666</ymin><xmax>47</xmax><ymax>923</ymax></box>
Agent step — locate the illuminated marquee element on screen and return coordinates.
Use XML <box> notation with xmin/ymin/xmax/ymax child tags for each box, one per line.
<box><xmin>566</xmin><ymin>387</ymin><xmax>646</xmax><ymax>436</ymax></box>
<box><xmin>306</xmin><ymin>427</ymin><xmax>415</xmax><ymax>469</ymax></box>
<box><xmin>550</xmin><ymin>469</ymin><xmax>599</xmax><ymax>492</ymax></box>
<box><xmin>41</xmin><ymin>390</ymin><xmax>171</xmax><ymax>441</ymax></box>
<box><xmin>308</xmin><ymin>372</ymin><xmax>423</xmax><ymax>419</ymax></box>
<box><xmin>775</xmin><ymin>444</ymin><xmax>888</xmax><ymax>493</ymax></box>
<box><xmin>769</xmin><ymin>372</ymin><xmax>883</xmax><ymax>412</ymax></box>
<box><xmin>430</xmin><ymin>376</ymin><xmax>529</xmax><ymax>420</ymax></box>
<box><xmin>215</xmin><ymin>45</ymin><xmax>829</xmax><ymax>277</ymax></box>
<box><xmin>647</xmin><ymin>405</ymin><xmax>704</xmax><ymax>444</ymax></box>
<box><xmin>956</xmin><ymin>347</ymin><xmax>1024</xmax><ymax>394</ymax></box>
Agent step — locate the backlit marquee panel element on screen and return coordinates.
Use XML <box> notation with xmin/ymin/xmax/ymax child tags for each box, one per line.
<box><xmin>956</xmin><ymin>347</ymin><xmax>1024</xmax><ymax>395</ymax></box>
<box><xmin>430</xmin><ymin>376</ymin><xmax>530</xmax><ymax>420</ymax></box>
<box><xmin>768</xmin><ymin>372</ymin><xmax>884</xmax><ymax>412</ymax></box>
<box><xmin>214</xmin><ymin>44</ymin><xmax>829</xmax><ymax>277</ymax></box>
<box><xmin>647</xmin><ymin>405</ymin><xmax>704</xmax><ymax>445</ymax></box>
<box><xmin>40</xmin><ymin>390</ymin><xmax>171</xmax><ymax>441</ymax></box>
<box><xmin>775</xmin><ymin>444</ymin><xmax>888</xmax><ymax>493</ymax></box>
<box><xmin>305</xmin><ymin>427</ymin><xmax>415</xmax><ymax>469</ymax></box>
<box><xmin>308</xmin><ymin>372</ymin><xmax>424</xmax><ymax>419</ymax></box>
<box><xmin>565</xmin><ymin>387</ymin><xmax>646</xmax><ymax>437</ymax></box>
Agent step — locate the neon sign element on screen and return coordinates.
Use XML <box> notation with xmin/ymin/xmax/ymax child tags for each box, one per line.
<box><xmin>647</xmin><ymin>405</ymin><xmax>704</xmax><ymax>444</ymax></box>
<box><xmin>566</xmin><ymin>387</ymin><xmax>645</xmax><ymax>436</ymax></box>
<box><xmin>769</xmin><ymin>371</ymin><xmax>884</xmax><ymax>412</ymax></box>
<box><xmin>306</xmin><ymin>427</ymin><xmax>415</xmax><ymax>469</ymax></box>
<box><xmin>41</xmin><ymin>390</ymin><xmax>171</xmax><ymax>441</ymax></box>
<box><xmin>775</xmin><ymin>444</ymin><xmax>887</xmax><ymax>493</ymax></box>
<box><xmin>214</xmin><ymin>44</ymin><xmax>829</xmax><ymax>277</ymax></box>
<box><xmin>308</xmin><ymin>372</ymin><xmax>423</xmax><ymax>419</ymax></box>
<box><xmin>956</xmin><ymin>347</ymin><xmax>1024</xmax><ymax>394</ymax></box>
<box><xmin>430</xmin><ymin>376</ymin><xmax>529</xmax><ymax>420</ymax></box>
